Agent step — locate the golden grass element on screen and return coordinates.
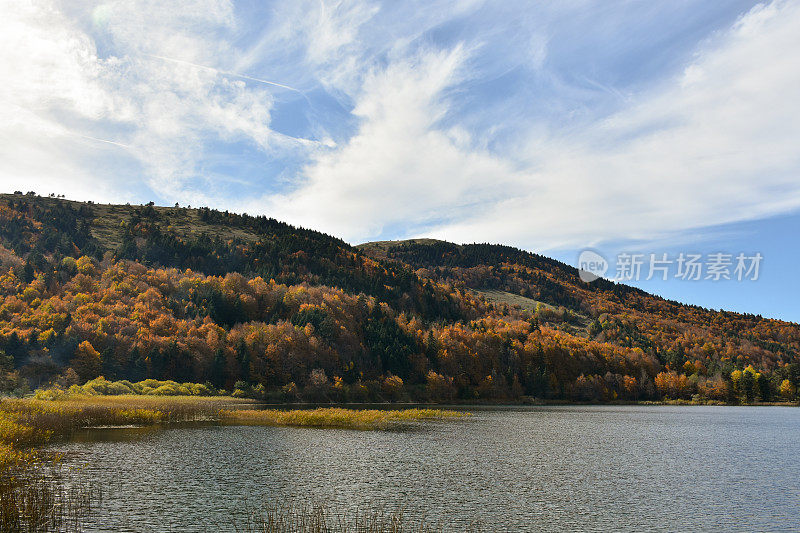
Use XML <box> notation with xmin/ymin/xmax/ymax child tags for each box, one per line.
<box><xmin>1</xmin><ymin>397</ymin><xmax>463</xmax><ymax>451</ymax></box>
<box><xmin>221</xmin><ymin>407</ymin><xmax>468</xmax><ymax>430</ymax></box>
<box><xmin>0</xmin><ymin>447</ymin><xmax>99</xmax><ymax>533</ymax></box>
<box><xmin>0</xmin><ymin>395</ymin><xmax>242</xmax><ymax>449</ymax></box>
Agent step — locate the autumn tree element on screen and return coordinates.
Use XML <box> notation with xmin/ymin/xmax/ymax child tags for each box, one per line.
<box><xmin>71</xmin><ymin>341</ymin><xmax>102</xmax><ymax>381</ymax></box>
<box><xmin>779</xmin><ymin>379</ymin><xmax>796</xmax><ymax>401</ymax></box>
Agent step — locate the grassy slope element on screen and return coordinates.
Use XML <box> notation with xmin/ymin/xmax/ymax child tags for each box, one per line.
<box><xmin>356</xmin><ymin>238</ymin><xmax>450</xmax><ymax>260</ymax></box>
<box><xmin>469</xmin><ymin>288</ymin><xmax>552</xmax><ymax>311</ymax></box>
<box><xmin>0</xmin><ymin>194</ymin><xmax>261</xmax><ymax>250</ymax></box>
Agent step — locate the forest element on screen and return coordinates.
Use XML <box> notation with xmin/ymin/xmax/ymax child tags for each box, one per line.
<box><xmin>1</xmin><ymin>192</ymin><xmax>798</xmax><ymax>403</ymax></box>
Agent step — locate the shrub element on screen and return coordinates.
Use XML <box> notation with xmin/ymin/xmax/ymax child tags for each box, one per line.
<box><xmin>426</xmin><ymin>371</ymin><xmax>455</xmax><ymax>402</ymax></box>
<box><xmin>382</xmin><ymin>375</ymin><xmax>405</xmax><ymax>401</ymax></box>
<box><xmin>35</xmin><ymin>378</ymin><xmax>221</xmax><ymax>399</ymax></box>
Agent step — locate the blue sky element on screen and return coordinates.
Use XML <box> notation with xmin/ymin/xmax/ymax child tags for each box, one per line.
<box><xmin>1</xmin><ymin>0</ymin><xmax>799</xmax><ymax>321</ymax></box>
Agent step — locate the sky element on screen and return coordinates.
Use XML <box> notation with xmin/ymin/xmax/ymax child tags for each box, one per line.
<box><xmin>1</xmin><ymin>0</ymin><xmax>799</xmax><ymax>321</ymax></box>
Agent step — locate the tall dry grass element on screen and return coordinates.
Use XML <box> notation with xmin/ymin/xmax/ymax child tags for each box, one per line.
<box><xmin>0</xmin><ymin>457</ymin><xmax>99</xmax><ymax>533</ymax></box>
<box><xmin>221</xmin><ymin>408</ymin><xmax>468</xmax><ymax>430</ymax></box>
<box><xmin>0</xmin><ymin>395</ymin><xmax>234</xmax><ymax>448</ymax></box>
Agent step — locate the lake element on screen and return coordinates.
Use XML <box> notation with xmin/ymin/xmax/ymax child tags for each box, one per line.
<box><xmin>52</xmin><ymin>405</ymin><xmax>800</xmax><ymax>532</ymax></box>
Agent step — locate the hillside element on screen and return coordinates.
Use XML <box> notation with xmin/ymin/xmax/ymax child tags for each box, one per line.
<box><xmin>0</xmin><ymin>192</ymin><xmax>798</xmax><ymax>403</ymax></box>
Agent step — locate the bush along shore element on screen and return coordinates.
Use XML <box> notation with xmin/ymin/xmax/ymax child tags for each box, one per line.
<box><xmin>30</xmin><ymin>376</ymin><xmax>800</xmax><ymax>407</ymax></box>
<box><xmin>0</xmin><ymin>380</ymin><xmax>468</xmax><ymax>531</ymax></box>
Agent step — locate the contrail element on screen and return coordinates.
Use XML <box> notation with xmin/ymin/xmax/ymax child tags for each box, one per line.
<box><xmin>76</xmin><ymin>133</ymin><xmax>130</xmax><ymax>148</ymax></box>
<box><xmin>145</xmin><ymin>54</ymin><xmax>301</xmax><ymax>92</ymax></box>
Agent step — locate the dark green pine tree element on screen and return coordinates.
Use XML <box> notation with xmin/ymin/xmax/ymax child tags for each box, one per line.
<box><xmin>211</xmin><ymin>348</ymin><xmax>227</xmax><ymax>388</ymax></box>
<box><xmin>237</xmin><ymin>340</ymin><xmax>250</xmax><ymax>383</ymax></box>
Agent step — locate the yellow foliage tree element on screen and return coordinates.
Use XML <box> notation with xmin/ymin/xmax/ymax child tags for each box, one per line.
<box><xmin>779</xmin><ymin>379</ymin><xmax>796</xmax><ymax>401</ymax></box>
<box><xmin>76</xmin><ymin>256</ymin><xmax>96</xmax><ymax>276</ymax></box>
<box><xmin>382</xmin><ymin>374</ymin><xmax>405</xmax><ymax>400</ymax></box>
<box><xmin>71</xmin><ymin>340</ymin><xmax>102</xmax><ymax>381</ymax></box>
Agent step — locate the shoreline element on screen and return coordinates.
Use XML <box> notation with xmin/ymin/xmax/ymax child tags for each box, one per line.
<box><xmin>243</xmin><ymin>398</ymin><xmax>800</xmax><ymax>408</ymax></box>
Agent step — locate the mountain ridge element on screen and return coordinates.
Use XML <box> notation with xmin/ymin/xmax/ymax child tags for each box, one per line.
<box><xmin>0</xmin><ymin>191</ymin><xmax>797</xmax><ymax>403</ymax></box>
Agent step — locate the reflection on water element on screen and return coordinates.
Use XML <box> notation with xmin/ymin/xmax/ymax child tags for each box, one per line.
<box><xmin>52</xmin><ymin>406</ymin><xmax>800</xmax><ymax>532</ymax></box>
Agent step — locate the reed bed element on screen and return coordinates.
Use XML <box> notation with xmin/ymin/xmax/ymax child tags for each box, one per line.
<box><xmin>0</xmin><ymin>458</ymin><xmax>99</xmax><ymax>533</ymax></box>
<box><xmin>0</xmin><ymin>395</ymin><xmax>237</xmax><ymax>448</ymax></box>
<box><xmin>221</xmin><ymin>408</ymin><xmax>468</xmax><ymax>430</ymax></box>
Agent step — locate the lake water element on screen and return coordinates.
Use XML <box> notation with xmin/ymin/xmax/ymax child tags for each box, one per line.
<box><xmin>53</xmin><ymin>405</ymin><xmax>800</xmax><ymax>532</ymax></box>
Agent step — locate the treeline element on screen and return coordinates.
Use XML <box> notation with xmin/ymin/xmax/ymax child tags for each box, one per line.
<box><xmin>0</xmin><ymin>254</ymin><xmax>797</xmax><ymax>403</ymax></box>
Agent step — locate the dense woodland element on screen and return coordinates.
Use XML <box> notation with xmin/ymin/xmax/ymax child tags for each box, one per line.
<box><xmin>0</xmin><ymin>192</ymin><xmax>798</xmax><ymax>403</ymax></box>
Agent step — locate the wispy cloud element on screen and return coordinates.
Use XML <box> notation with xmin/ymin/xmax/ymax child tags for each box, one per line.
<box><xmin>266</xmin><ymin>0</ymin><xmax>800</xmax><ymax>250</ymax></box>
<box><xmin>0</xmin><ymin>0</ymin><xmax>797</xmax><ymax>253</ymax></box>
<box><xmin>0</xmin><ymin>0</ymin><xmax>315</xmax><ymax>204</ymax></box>
<box><xmin>262</xmin><ymin>45</ymin><xmax>521</xmax><ymax>240</ymax></box>
<box><xmin>425</xmin><ymin>0</ymin><xmax>800</xmax><ymax>250</ymax></box>
<box><xmin>145</xmin><ymin>54</ymin><xmax>302</xmax><ymax>93</ymax></box>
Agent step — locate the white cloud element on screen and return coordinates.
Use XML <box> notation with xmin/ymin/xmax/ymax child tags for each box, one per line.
<box><xmin>466</xmin><ymin>0</ymin><xmax>800</xmax><ymax>250</ymax></box>
<box><xmin>233</xmin><ymin>0</ymin><xmax>380</xmax><ymax>94</ymax></box>
<box><xmin>0</xmin><ymin>0</ymin><xmax>130</xmax><ymax>200</ymax></box>
<box><xmin>272</xmin><ymin>0</ymin><xmax>800</xmax><ymax>249</ymax></box>
<box><xmin>304</xmin><ymin>0</ymin><xmax>380</xmax><ymax>66</ymax></box>
<box><xmin>0</xmin><ymin>0</ymin><xmax>315</xmax><ymax>204</ymax></box>
<box><xmin>263</xmin><ymin>46</ymin><xmax>523</xmax><ymax>241</ymax></box>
